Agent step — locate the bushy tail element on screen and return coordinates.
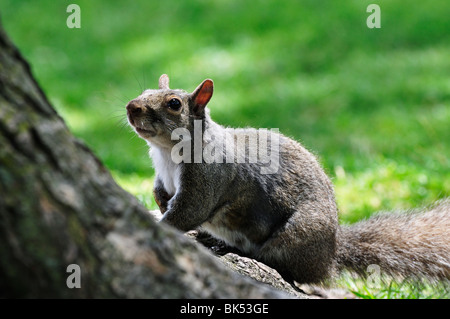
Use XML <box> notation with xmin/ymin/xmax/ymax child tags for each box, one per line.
<box><xmin>336</xmin><ymin>199</ymin><xmax>450</xmax><ymax>281</ymax></box>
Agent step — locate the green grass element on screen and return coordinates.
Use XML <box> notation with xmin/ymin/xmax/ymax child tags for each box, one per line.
<box><xmin>1</xmin><ymin>0</ymin><xmax>449</xmax><ymax>298</ymax></box>
<box><xmin>337</xmin><ymin>273</ymin><xmax>450</xmax><ymax>299</ymax></box>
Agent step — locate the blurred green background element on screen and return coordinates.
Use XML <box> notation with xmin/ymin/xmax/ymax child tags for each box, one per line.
<box><xmin>1</xmin><ymin>0</ymin><xmax>449</xmax><ymax>223</ymax></box>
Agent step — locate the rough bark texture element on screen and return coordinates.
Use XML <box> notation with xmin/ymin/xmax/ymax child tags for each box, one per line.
<box><xmin>0</xmin><ymin>24</ymin><xmax>302</xmax><ymax>299</ymax></box>
<box><xmin>187</xmin><ymin>229</ymin><xmax>308</xmax><ymax>298</ymax></box>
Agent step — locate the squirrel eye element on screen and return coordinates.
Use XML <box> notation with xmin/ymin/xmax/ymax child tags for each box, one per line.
<box><xmin>167</xmin><ymin>98</ymin><xmax>182</xmax><ymax>111</ymax></box>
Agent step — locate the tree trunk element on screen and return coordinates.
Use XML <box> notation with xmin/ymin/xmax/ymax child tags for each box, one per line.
<box><xmin>0</xmin><ymin>24</ymin><xmax>307</xmax><ymax>299</ymax></box>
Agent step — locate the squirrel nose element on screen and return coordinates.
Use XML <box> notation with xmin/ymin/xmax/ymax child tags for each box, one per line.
<box><xmin>126</xmin><ymin>100</ymin><xmax>144</xmax><ymax>116</ymax></box>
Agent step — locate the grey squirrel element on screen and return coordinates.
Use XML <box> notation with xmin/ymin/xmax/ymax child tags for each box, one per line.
<box><xmin>126</xmin><ymin>74</ymin><xmax>450</xmax><ymax>284</ymax></box>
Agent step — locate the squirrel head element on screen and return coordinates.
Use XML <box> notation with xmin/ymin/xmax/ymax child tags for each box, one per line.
<box><xmin>126</xmin><ymin>74</ymin><xmax>213</xmax><ymax>147</ymax></box>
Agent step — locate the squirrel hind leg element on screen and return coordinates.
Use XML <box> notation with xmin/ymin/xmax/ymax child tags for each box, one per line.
<box><xmin>255</xmin><ymin>232</ymin><xmax>337</xmax><ymax>285</ymax></box>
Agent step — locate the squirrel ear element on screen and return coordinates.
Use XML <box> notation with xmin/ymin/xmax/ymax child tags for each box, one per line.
<box><xmin>191</xmin><ymin>79</ymin><xmax>213</xmax><ymax>115</ymax></box>
<box><xmin>159</xmin><ymin>74</ymin><xmax>170</xmax><ymax>90</ymax></box>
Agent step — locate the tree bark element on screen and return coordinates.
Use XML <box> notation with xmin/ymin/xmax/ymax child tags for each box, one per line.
<box><xmin>0</xmin><ymin>24</ymin><xmax>306</xmax><ymax>299</ymax></box>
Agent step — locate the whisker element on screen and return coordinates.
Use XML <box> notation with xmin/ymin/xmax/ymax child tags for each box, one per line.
<box><xmin>133</xmin><ymin>72</ymin><xmax>143</xmax><ymax>93</ymax></box>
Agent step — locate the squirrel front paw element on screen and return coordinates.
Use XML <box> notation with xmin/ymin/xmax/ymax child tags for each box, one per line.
<box><xmin>153</xmin><ymin>187</ymin><xmax>172</xmax><ymax>214</ymax></box>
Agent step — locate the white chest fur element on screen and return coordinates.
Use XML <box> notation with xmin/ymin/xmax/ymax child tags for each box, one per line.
<box><xmin>149</xmin><ymin>145</ymin><xmax>180</xmax><ymax>196</ymax></box>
